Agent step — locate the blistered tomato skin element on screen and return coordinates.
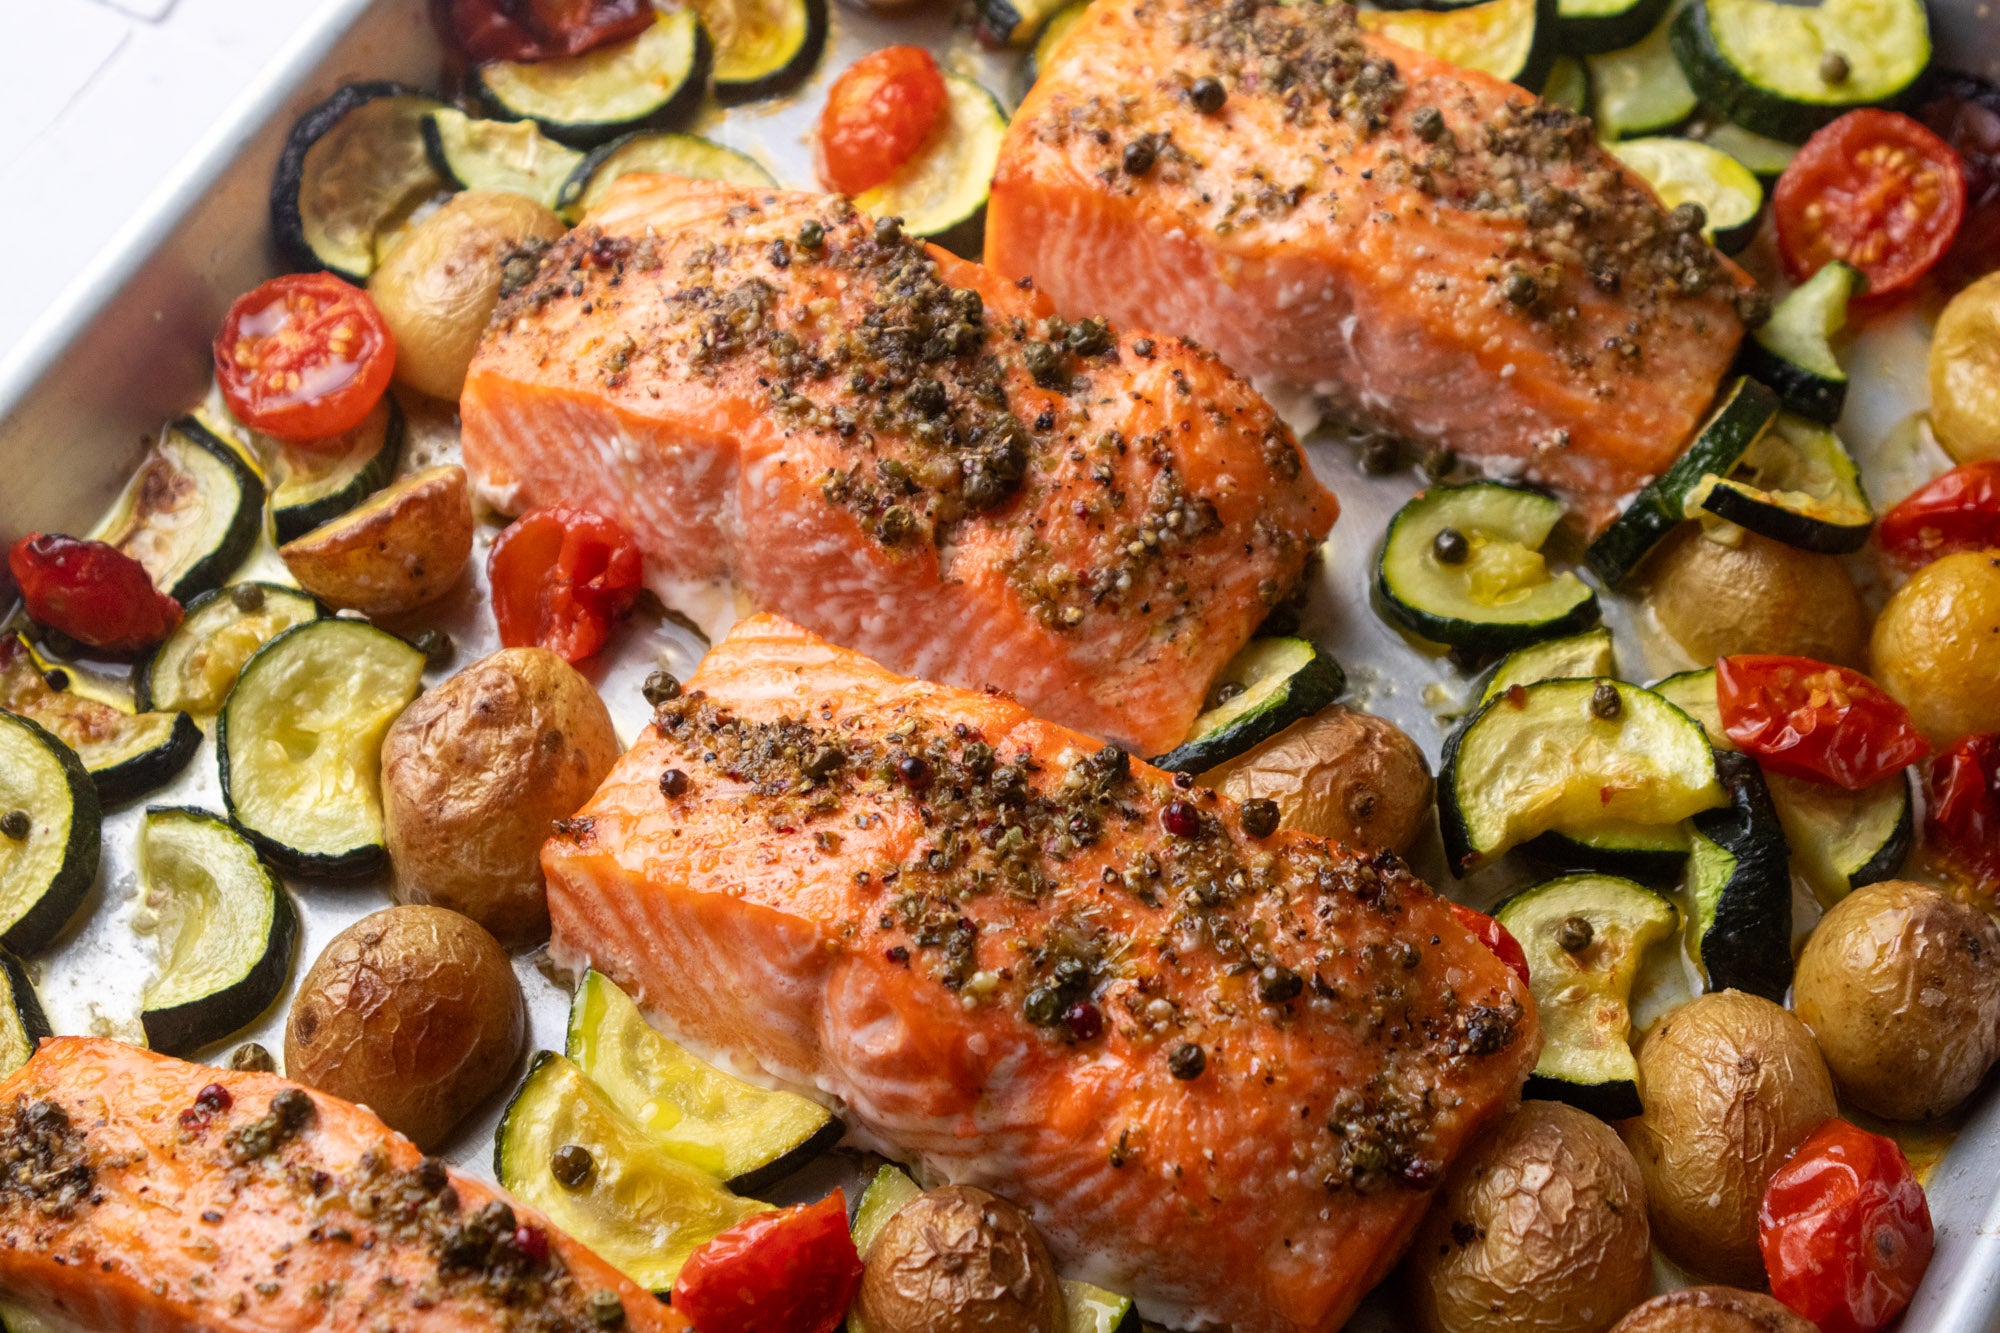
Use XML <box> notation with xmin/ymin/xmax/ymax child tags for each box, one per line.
<box><xmin>214</xmin><ymin>273</ymin><xmax>395</xmax><ymax>444</ymax></box>
<box><xmin>1716</xmin><ymin>655</ymin><xmax>1932</xmax><ymax>790</ymax></box>
<box><xmin>7</xmin><ymin>533</ymin><xmax>182</xmax><ymax>653</ymax></box>
<box><xmin>815</xmin><ymin>46</ymin><xmax>949</xmax><ymax>197</ymax></box>
<box><xmin>487</xmin><ymin>507</ymin><xmax>643</xmax><ymax>664</ymax></box>
<box><xmin>1447</xmin><ymin>902</ymin><xmax>1529</xmax><ymax>987</ymax></box>
<box><xmin>1774</xmin><ymin>110</ymin><xmax>1968</xmax><ymax>300</ymax></box>
<box><xmin>1926</xmin><ymin>733</ymin><xmax>2000</xmax><ymax>897</ymax></box>
<box><xmin>1758</xmin><ymin>1119</ymin><xmax>1934</xmax><ymax>1333</ymax></box>
<box><xmin>1878</xmin><ymin>461</ymin><xmax>2000</xmax><ymax>562</ymax></box>
<box><xmin>672</xmin><ymin>1192</ymin><xmax>861</xmax><ymax>1333</ymax></box>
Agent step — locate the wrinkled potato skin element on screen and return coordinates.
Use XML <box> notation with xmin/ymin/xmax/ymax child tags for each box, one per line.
<box><xmin>1869</xmin><ymin>550</ymin><xmax>2000</xmax><ymax>746</ymax></box>
<box><xmin>857</xmin><ymin>1186</ymin><xmax>1066</xmax><ymax>1333</ymax></box>
<box><xmin>1609</xmin><ymin>1287</ymin><xmax>1816</xmax><ymax>1333</ymax></box>
<box><xmin>284</xmin><ymin>905</ymin><xmax>524</xmax><ymax>1149</ymax></box>
<box><xmin>1793</xmin><ymin>880</ymin><xmax>2000</xmax><ymax>1121</ymax></box>
<box><xmin>1407</xmin><ymin>1101</ymin><xmax>1651</xmax><ymax>1333</ymax></box>
<box><xmin>382</xmin><ymin>649</ymin><xmax>618</xmax><ymax>946</ymax></box>
<box><xmin>1647</xmin><ymin>525</ymin><xmax>1868</xmax><ymax>666</ymax></box>
<box><xmin>1201</xmin><ymin>707</ymin><xmax>1432</xmax><ymax>852</ymax></box>
<box><xmin>1622</xmin><ymin>991</ymin><xmax>1836</xmax><ymax>1285</ymax></box>
<box><xmin>279</xmin><ymin>464</ymin><xmax>473</xmax><ymax>616</ymax></box>
<box><xmin>368</xmin><ymin>191</ymin><xmax>565</xmax><ymax>400</ymax></box>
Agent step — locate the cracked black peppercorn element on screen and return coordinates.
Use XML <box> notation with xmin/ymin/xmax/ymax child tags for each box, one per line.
<box><xmin>1168</xmin><ymin>1042</ymin><xmax>1206</xmax><ymax>1079</ymax></box>
<box><xmin>0</xmin><ymin>810</ymin><xmax>27</xmax><ymax>841</ymax></box>
<box><xmin>659</xmin><ymin>768</ymin><xmax>689</xmax><ymax>798</ymax></box>
<box><xmin>1557</xmin><ymin>915</ymin><xmax>1594</xmax><ymax>954</ymax></box>
<box><xmin>1590</xmin><ymin>682</ymin><xmax>1622</xmax><ymax>720</ymax></box>
<box><xmin>1503</xmin><ymin>271</ymin><xmax>1540</xmax><ymax>307</ymax></box>
<box><xmin>1257</xmin><ymin>964</ymin><xmax>1303</xmax><ymax>1004</ymax></box>
<box><xmin>552</xmin><ymin>1144</ymin><xmax>595</xmax><ymax>1188</ymax></box>
<box><xmin>1122</xmin><ymin>137</ymin><xmax>1157</xmax><ymax>176</ymax></box>
<box><xmin>229</xmin><ymin>583</ymin><xmax>266</xmax><ymax>612</ymax></box>
<box><xmin>1410</xmin><ymin>105</ymin><xmax>1444</xmax><ymax>142</ymax></box>
<box><xmin>642</xmin><ymin>669</ymin><xmax>682</xmax><ymax>707</ymax></box>
<box><xmin>1240</xmin><ymin>798</ymin><xmax>1280</xmax><ymax>839</ymax></box>
<box><xmin>1188</xmin><ymin>76</ymin><xmax>1226</xmax><ymax>113</ymax></box>
<box><xmin>1359</xmin><ymin>437</ymin><xmax>1402</xmax><ymax>476</ymax></box>
<box><xmin>1431</xmin><ymin>527</ymin><xmax>1469</xmax><ymax>565</ymax></box>
<box><xmin>41</xmin><ymin>668</ymin><xmax>67</xmax><ymax>693</ymax></box>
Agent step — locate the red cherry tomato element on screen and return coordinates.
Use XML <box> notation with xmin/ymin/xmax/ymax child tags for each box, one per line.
<box><xmin>213</xmin><ymin>273</ymin><xmax>395</xmax><ymax>444</ymax></box>
<box><xmin>437</xmin><ymin>0</ymin><xmax>653</xmax><ymax>62</ymax></box>
<box><xmin>1717</xmin><ymin>655</ymin><xmax>1932</xmax><ymax>790</ymax></box>
<box><xmin>672</xmin><ymin>1192</ymin><xmax>861</xmax><ymax>1333</ymax></box>
<box><xmin>1759</xmin><ymin>1119</ymin><xmax>1934</xmax><ymax>1333</ymax></box>
<box><xmin>1774</xmin><ymin>110</ymin><xmax>1968</xmax><ymax>300</ymax></box>
<box><xmin>488</xmin><ymin>507</ymin><xmax>643</xmax><ymax>664</ymax></box>
<box><xmin>1916</xmin><ymin>72</ymin><xmax>2000</xmax><ymax>290</ymax></box>
<box><xmin>1926</xmin><ymin>733</ymin><xmax>2000</xmax><ymax>896</ymax></box>
<box><xmin>1876</xmin><ymin>461</ymin><xmax>2000</xmax><ymax>566</ymax></box>
<box><xmin>1447</xmin><ymin>902</ymin><xmax>1529</xmax><ymax>987</ymax></box>
<box><xmin>815</xmin><ymin>46</ymin><xmax>948</xmax><ymax>197</ymax></box>
<box><xmin>7</xmin><ymin>533</ymin><xmax>182</xmax><ymax>654</ymax></box>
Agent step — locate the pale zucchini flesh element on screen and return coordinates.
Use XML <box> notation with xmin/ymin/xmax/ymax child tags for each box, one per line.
<box><xmin>1608</xmin><ymin>136</ymin><xmax>1764</xmax><ymax>252</ymax></box>
<box><xmin>273</xmin><ymin>83</ymin><xmax>450</xmax><ymax>283</ymax></box>
<box><xmin>89</xmin><ymin>417</ymin><xmax>264</xmax><ymax>606</ymax></box>
<box><xmin>1480</xmin><ymin>626</ymin><xmax>1617</xmax><ymax>704</ymax></box>
<box><xmin>421</xmin><ymin>108</ymin><xmax>584</xmax><ymax>211</ymax></box>
<box><xmin>1358</xmin><ymin>0</ymin><xmax>1555</xmax><ymax>88</ymax></box>
<box><xmin>855</xmin><ymin>75</ymin><xmax>1009</xmax><ymax>246</ymax></box>
<box><xmin>138</xmin><ymin>584</ymin><xmax>323</xmax><ymax>716</ymax></box>
<box><xmin>559</xmin><ymin>132</ymin><xmax>774</xmax><ymax>220</ymax></box>
<box><xmin>0</xmin><ymin>714</ymin><xmax>100</xmax><ymax>955</ymax></box>
<box><xmin>473</xmin><ymin>12</ymin><xmax>710</xmax><ymax>148</ymax></box>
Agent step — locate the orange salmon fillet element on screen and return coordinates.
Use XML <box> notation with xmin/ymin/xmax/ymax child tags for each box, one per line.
<box><xmin>0</xmin><ymin>1037</ymin><xmax>689</xmax><ymax>1333</ymax></box>
<box><xmin>986</xmin><ymin>0</ymin><xmax>1764</xmax><ymax>527</ymax></box>
<box><xmin>542</xmin><ymin>614</ymin><xmax>1540</xmax><ymax>1333</ymax></box>
<box><xmin>463</xmin><ymin>177</ymin><xmax>1337</xmax><ymax>755</ymax></box>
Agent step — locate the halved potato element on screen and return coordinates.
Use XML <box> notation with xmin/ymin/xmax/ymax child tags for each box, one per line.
<box><xmin>279</xmin><ymin>464</ymin><xmax>473</xmax><ymax>616</ymax></box>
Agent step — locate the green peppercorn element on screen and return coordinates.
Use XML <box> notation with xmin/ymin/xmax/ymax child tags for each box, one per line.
<box><xmin>1025</xmin><ymin>985</ymin><xmax>1064</xmax><ymax>1026</ymax></box>
<box><xmin>642</xmin><ymin>669</ymin><xmax>682</xmax><ymax>707</ymax></box>
<box><xmin>1503</xmin><ymin>271</ymin><xmax>1540</xmax><ymax>307</ymax></box>
<box><xmin>797</xmin><ymin>219</ymin><xmax>825</xmax><ymax>251</ymax></box>
<box><xmin>1359</xmin><ymin>437</ymin><xmax>1402</xmax><ymax>476</ymax></box>
<box><xmin>1590</xmin><ymin>682</ymin><xmax>1622</xmax><ymax>720</ymax></box>
<box><xmin>1168</xmin><ymin>1042</ymin><xmax>1206</xmax><ymax>1079</ymax></box>
<box><xmin>552</xmin><ymin>1144</ymin><xmax>596</xmax><ymax>1189</ymax></box>
<box><xmin>1557</xmin><ymin>915</ymin><xmax>1594</xmax><ymax>954</ymax></box>
<box><xmin>1122</xmin><ymin>137</ymin><xmax>1158</xmax><ymax>176</ymax></box>
<box><xmin>411</xmin><ymin>627</ymin><xmax>454</xmax><ymax>669</ymax></box>
<box><xmin>1431</xmin><ymin>527</ymin><xmax>1470</xmax><ymax>565</ymax></box>
<box><xmin>1188</xmin><ymin>76</ymin><xmax>1226</xmax><ymax>114</ymax></box>
<box><xmin>1820</xmin><ymin>51</ymin><xmax>1850</xmax><ymax>85</ymax></box>
<box><xmin>1671</xmin><ymin>201</ymin><xmax>1708</xmax><ymax>235</ymax></box>
<box><xmin>1257</xmin><ymin>963</ymin><xmax>1303</xmax><ymax>1004</ymax></box>
<box><xmin>228</xmin><ymin>1042</ymin><xmax>276</xmax><ymax>1073</ymax></box>
<box><xmin>41</xmin><ymin>669</ymin><xmax>68</xmax><ymax>693</ymax></box>
<box><xmin>0</xmin><ymin>810</ymin><xmax>28</xmax><ymax>841</ymax></box>
<box><xmin>873</xmin><ymin>216</ymin><xmax>903</xmax><ymax>244</ymax></box>
<box><xmin>229</xmin><ymin>583</ymin><xmax>266</xmax><ymax>613</ymax></box>
<box><xmin>1240</xmin><ymin>798</ymin><xmax>1280</xmax><ymax>839</ymax></box>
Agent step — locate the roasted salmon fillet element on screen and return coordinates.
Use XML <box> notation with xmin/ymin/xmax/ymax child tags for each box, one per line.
<box><xmin>542</xmin><ymin>614</ymin><xmax>1539</xmax><ymax>1333</ymax></box>
<box><xmin>462</xmin><ymin>176</ymin><xmax>1337</xmax><ymax>756</ymax></box>
<box><xmin>986</xmin><ymin>0</ymin><xmax>1765</xmax><ymax>526</ymax></box>
<box><xmin>0</xmin><ymin>1037</ymin><xmax>690</xmax><ymax>1333</ymax></box>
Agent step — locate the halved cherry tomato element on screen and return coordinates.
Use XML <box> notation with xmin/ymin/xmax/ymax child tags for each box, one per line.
<box><xmin>815</xmin><ymin>46</ymin><xmax>948</xmax><ymax>197</ymax></box>
<box><xmin>213</xmin><ymin>273</ymin><xmax>395</xmax><ymax>444</ymax></box>
<box><xmin>1774</xmin><ymin>110</ymin><xmax>1968</xmax><ymax>300</ymax></box>
<box><xmin>488</xmin><ymin>507</ymin><xmax>643</xmax><ymax>664</ymax></box>
<box><xmin>436</xmin><ymin>0</ymin><xmax>653</xmax><ymax>62</ymax></box>
<box><xmin>1759</xmin><ymin>1119</ymin><xmax>1933</xmax><ymax>1333</ymax></box>
<box><xmin>1448</xmin><ymin>901</ymin><xmax>1529</xmax><ymax>987</ymax></box>
<box><xmin>1717</xmin><ymin>655</ymin><xmax>1932</xmax><ymax>790</ymax></box>
<box><xmin>1877</xmin><ymin>461</ymin><xmax>2000</xmax><ymax>565</ymax></box>
<box><xmin>672</xmin><ymin>1192</ymin><xmax>861</xmax><ymax>1333</ymax></box>
<box><xmin>7</xmin><ymin>533</ymin><xmax>181</xmax><ymax>654</ymax></box>
<box><xmin>1917</xmin><ymin>72</ymin><xmax>2000</xmax><ymax>290</ymax></box>
<box><xmin>1925</xmin><ymin>733</ymin><xmax>2000</xmax><ymax>896</ymax></box>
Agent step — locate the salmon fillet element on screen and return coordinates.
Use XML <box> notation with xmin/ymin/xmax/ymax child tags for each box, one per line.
<box><xmin>462</xmin><ymin>177</ymin><xmax>1337</xmax><ymax>755</ymax></box>
<box><xmin>0</xmin><ymin>1037</ymin><xmax>690</xmax><ymax>1333</ymax></box>
<box><xmin>542</xmin><ymin>614</ymin><xmax>1539</xmax><ymax>1333</ymax></box>
<box><xmin>985</xmin><ymin>0</ymin><xmax>1764</xmax><ymax>527</ymax></box>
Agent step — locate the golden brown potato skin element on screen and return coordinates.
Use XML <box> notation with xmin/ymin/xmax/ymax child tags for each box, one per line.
<box><xmin>857</xmin><ymin>1186</ymin><xmax>1065</xmax><ymax>1333</ymax></box>
<box><xmin>1793</xmin><ymin>879</ymin><xmax>2000</xmax><ymax>1121</ymax></box>
<box><xmin>1609</xmin><ymin>1287</ymin><xmax>1816</xmax><ymax>1333</ymax></box>
<box><xmin>279</xmin><ymin>464</ymin><xmax>473</xmax><ymax>616</ymax></box>
<box><xmin>1622</xmin><ymin>991</ymin><xmax>1836</xmax><ymax>1285</ymax></box>
<box><xmin>1200</xmin><ymin>707</ymin><xmax>1432</xmax><ymax>852</ymax></box>
<box><xmin>284</xmin><ymin>905</ymin><xmax>524</xmax><ymax>1150</ymax></box>
<box><xmin>368</xmin><ymin>191</ymin><xmax>566</xmax><ymax>400</ymax></box>
<box><xmin>1407</xmin><ymin>1100</ymin><xmax>1651</xmax><ymax>1333</ymax></box>
<box><xmin>1930</xmin><ymin>271</ymin><xmax>2000</xmax><ymax>465</ymax></box>
<box><xmin>382</xmin><ymin>647</ymin><xmax>619</xmax><ymax>947</ymax></box>
<box><xmin>1869</xmin><ymin>549</ymin><xmax>2000</xmax><ymax>746</ymax></box>
<box><xmin>1647</xmin><ymin>524</ymin><xmax>1868</xmax><ymax>666</ymax></box>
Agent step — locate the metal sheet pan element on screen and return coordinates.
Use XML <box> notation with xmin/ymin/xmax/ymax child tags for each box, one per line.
<box><xmin>1</xmin><ymin>2</ymin><xmax>1998</xmax><ymax>1328</ymax></box>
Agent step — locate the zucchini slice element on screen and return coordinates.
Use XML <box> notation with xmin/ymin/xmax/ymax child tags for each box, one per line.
<box><xmin>1540</xmin><ymin>56</ymin><xmax>1592</xmax><ymax>114</ymax></box>
<box><xmin>1556</xmin><ymin>0</ymin><xmax>1671</xmax><ymax>56</ymax></box>
<box><xmin>90</xmin><ymin>417</ymin><xmax>264</xmax><ymax>607</ymax></box>
<box><xmin>218</xmin><ymin>619</ymin><xmax>426</xmax><ymax>878</ymax></box>
<box><xmin>421</xmin><ymin>108</ymin><xmax>584</xmax><ymax>212</ymax></box>
<box><xmin>1670</xmin><ymin>0</ymin><xmax>1931</xmax><ymax>143</ymax></box>
<box><xmin>689</xmin><ymin>0</ymin><xmax>828</xmax><ymax>103</ymax></box>
<box><xmin>1527</xmin><ymin>819</ymin><xmax>1691</xmax><ymax>884</ymax></box>
<box><xmin>1439</xmin><ymin>678</ymin><xmax>1724</xmax><ymax>875</ymax></box>
<box><xmin>137</xmin><ymin>807</ymin><xmax>299</xmax><ymax>1057</ymax></box>
<box><xmin>1687</xmin><ymin>413</ymin><xmax>1873</xmax><ymax>554</ymax></box>
<box><xmin>1585</xmin><ymin>9</ymin><xmax>1697</xmax><ymax>138</ymax></box>
<box><xmin>558</xmin><ymin>132</ymin><xmax>774</xmax><ymax>220</ymax></box>
<box><xmin>0</xmin><ymin>634</ymin><xmax>198</xmax><ymax>807</ymax></box>
<box><xmin>851</xmin><ymin>1162</ymin><xmax>922</xmax><ymax>1258</ymax></box>
<box><xmin>1358</xmin><ymin>0</ymin><xmax>1558</xmax><ymax>90</ymax></box>
<box><xmin>495</xmin><ymin>1051</ymin><xmax>770</xmax><ymax>1291</ymax></box>
<box><xmin>270</xmin><ymin>82</ymin><xmax>450</xmax><ymax>283</ymax></box>
<box><xmin>269</xmin><ymin>395</ymin><xmax>404</xmax><ymax>545</ymax></box>
<box><xmin>1684</xmin><ymin>750</ymin><xmax>1792</xmax><ymax>1001</ymax></box>
<box><xmin>1649</xmin><ymin>666</ymin><xmax>1729</xmax><ymax>746</ymax></box>
<box><xmin>1698</xmin><ymin>120</ymin><xmax>1798</xmax><ymax>181</ymax></box>
<box><xmin>1584</xmin><ymin>376</ymin><xmax>1779</xmax><ymax>586</ymax></box>
<box><xmin>976</xmin><ymin>0</ymin><xmax>1075</xmax><ymax>46</ymax></box>
<box><xmin>1152</xmin><ymin>638</ymin><xmax>1345</xmax><ymax>774</ymax></box>
<box><xmin>1025</xmin><ymin>1</ymin><xmax>1090</xmax><ymax>86</ymax></box>
<box><xmin>1608</xmin><ymin>136</ymin><xmax>1764</xmax><ymax>252</ymax></box>
<box><xmin>1478</xmin><ymin>626</ymin><xmax>1617</xmax><ymax>705</ymax></box>
<box><xmin>137</xmin><ymin>584</ymin><xmax>323</xmax><ymax>716</ymax></box>
<box><xmin>1738</xmin><ymin>260</ymin><xmax>1857</xmax><ymax>423</ymax></box>
<box><xmin>0</xmin><ymin>714</ymin><xmax>100</xmax><ymax>955</ymax></box>
<box><xmin>472</xmin><ymin>11</ymin><xmax>711</xmax><ymax>148</ymax></box>
<box><xmin>855</xmin><ymin>75</ymin><xmax>1009</xmax><ymax>251</ymax></box>
<box><xmin>1497</xmin><ymin>874</ymin><xmax>1677</xmax><ymax>1120</ymax></box>
<box><xmin>1765</xmin><ymin>769</ymin><xmax>1912</xmax><ymax>905</ymax></box>
<box><xmin>0</xmin><ymin>952</ymin><xmax>51</xmax><ymax>1078</ymax></box>
<box><xmin>565</xmin><ymin>970</ymin><xmax>838</xmax><ymax>1192</ymax></box>
<box><xmin>1376</xmin><ymin>482</ymin><xmax>1599</xmax><ymax>655</ymax></box>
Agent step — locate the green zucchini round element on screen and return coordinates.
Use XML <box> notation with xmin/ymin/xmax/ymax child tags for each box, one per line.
<box><xmin>854</xmin><ymin>74</ymin><xmax>1010</xmax><ymax>255</ymax></box>
<box><xmin>269</xmin><ymin>395</ymin><xmax>404</xmax><ymax>546</ymax></box>
<box><xmin>1152</xmin><ymin>637</ymin><xmax>1344</xmax><ymax>774</ymax></box>
<box><xmin>90</xmin><ymin>416</ymin><xmax>265</xmax><ymax>608</ymax></box>
<box><xmin>694</xmin><ymin>0</ymin><xmax>829</xmax><ymax>104</ymax></box>
<box><xmin>1736</xmin><ymin>260</ymin><xmax>1856</xmax><ymax>424</ymax></box>
<box><xmin>558</xmin><ymin>132</ymin><xmax>775</xmax><ymax>221</ymax></box>
<box><xmin>137</xmin><ymin>583</ymin><xmax>325</xmax><ymax>716</ymax></box>
<box><xmin>1585</xmin><ymin>10</ymin><xmax>1697</xmax><ymax>139</ymax></box>
<box><xmin>1358</xmin><ymin>0</ymin><xmax>1559</xmax><ymax>90</ymax></box>
<box><xmin>0</xmin><ymin>713</ymin><xmax>101</xmax><ymax>955</ymax></box>
<box><xmin>1687</xmin><ymin>414</ymin><xmax>1873</xmax><ymax>554</ymax></box>
<box><xmin>0</xmin><ymin>951</ymin><xmax>51</xmax><ymax>1077</ymax></box>
<box><xmin>421</xmin><ymin>108</ymin><xmax>584</xmax><ymax>212</ymax></box>
<box><xmin>472</xmin><ymin>11</ymin><xmax>712</xmax><ymax>148</ymax></box>
<box><xmin>1554</xmin><ymin>0</ymin><xmax>1671</xmax><ymax>57</ymax></box>
<box><xmin>1608</xmin><ymin>136</ymin><xmax>1765</xmax><ymax>254</ymax></box>
<box><xmin>270</xmin><ymin>81</ymin><xmax>450</xmax><ymax>283</ymax></box>
<box><xmin>1686</xmin><ymin>750</ymin><xmax>1793</xmax><ymax>1002</ymax></box>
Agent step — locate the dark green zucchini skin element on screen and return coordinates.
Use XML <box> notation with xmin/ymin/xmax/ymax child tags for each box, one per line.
<box><xmin>712</xmin><ymin>0</ymin><xmax>828</xmax><ymax>104</ymax></box>
<box><xmin>1151</xmin><ymin>648</ymin><xmax>1345</xmax><ymax>774</ymax></box>
<box><xmin>90</xmin><ymin>712</ymin><xmax>202</xmax><ymax>809</ymax></box>
<box><xmin>472</xmin><ymin>26</ymin><xmax>713</xmax><ymax>147</ymax></box>
<box><xmin>1523</xmin><ymin>828</ymin><xmax>1685</xmax><ymax>885</ymax></box>
<box><xmin>1524</xmin><ymin>1071</ymin><xmax>1641</xmax><ymax>1121</ymax></box>
<box><xmin>1691</xmin><ymin>751</ymin><xmax>1792</xmax><ymax>1002</ymax></box>
<box><xmin>270</xmin><ymin>398</ymin><xmax>405</xmax><ymax>546</ymax></box>
<box><xmin>0</xmin><ymin>715</ymin><xmax>101</xmax><ymax>957</ymax></box>
<box><xmin>1670</xmin><ymin>0</ymin><xmax>1927</xmax><ymax>143</ymax></box>
<box><xmin>724</xmin><ymin>1115</ymin><xmax>847</xmax><ymax>1194</ymax></box>
<box><xmin>0</xmin><ymin>951</ymin><xmax>52</xmax><ymax>1057</ymax></box>
<box><xmin>1850</xmin><ymin>772</ymin><xmax>1915</xmax><ymax>889</ymax></box>
<box><xmin>1555</xmin><ymin>0</ymin><xmax>1672</xmax><ymax>57</ymax></box>
<box><xmin>1696</xmin><ymin>481</ymin><xmax>1872</xmax><ymax>555</ymax></box>
<box><xmin>1737</xmin><ymin>344</ymin><xmax>1845</xmax><ymax>424</ymax></box>
<box><xmin>163</xmin><ymin>417</ymin><xmax>267</xmax><ymax>605</ymax></box>
<box><xmin>269</xmin><ymin>82</ymin><xmax>431</xmax><ymax>281</ymax></box>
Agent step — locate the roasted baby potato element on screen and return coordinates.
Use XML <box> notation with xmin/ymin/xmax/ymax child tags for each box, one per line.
<box><xmin>285</xmin><ymin>904</ymin><xmax>524</xmax><ymax>1149</ymax></box>
<box><xmin>1930</xmin><ymin>271</ymin><xmax>2000</xmax><ymax>464</ymax></box>
<box><xmin>1622</xmin><ymin>990</ymin><xmax>1837</xmax><ymax>1285</ymax></box>
<box><xmin>1407</xmin><ymin>1100</ymin><xmax>1651</xmax><ymax>1333</ymax></box>
<box><xmin>1647</xmin><ymin>524</ymin><xmax>1868</xmax><ymax>667</ymax></box>
<box><xmin>1869</xmin><ymin>549</ymin><xmax>2000</xmax><ymax>746</ymax></box>
<box><xmin>1200</xmin><ymin>706</ymin><xmax>1432</xmax><ymax>852</ymax></box>
<box><xmin>1608</xmin><ymin>1286</ymin><xmax>1816</xmax><ymax>1333</ymax></box>
<box><xmin>278</xmin><ymin>464</ymin><xmax>473</xmax><ymax>616</ymax></box>
<box><xmin>381</xmin><ymin>647</ymin><xmax>619</xmax><ymax>946</ymax></box>
<box><xmin>1793</xmin><ymin>879</ymin><xmax>2000</xmax><ymax>1121</ymax></box>
<box><xmin>856</xmin><ymin>1185</ymin><xmax>1066</xmax><ymax>1333</ymax></box>
<box><xmin>367</xmin><ymin>190</ymin><xmax>566</xmax><ymax>400</ymax></box>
